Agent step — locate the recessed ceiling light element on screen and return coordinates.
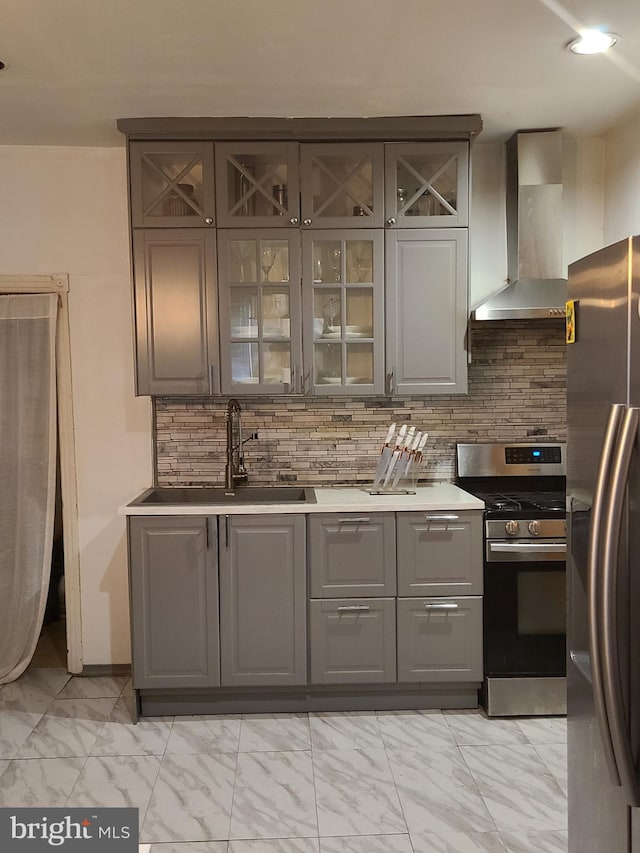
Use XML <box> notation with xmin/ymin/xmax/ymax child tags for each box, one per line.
<box><xmin>567</xmin><ymin>29</ymin><xmax>619</xmax><ymax>54</ymax></box>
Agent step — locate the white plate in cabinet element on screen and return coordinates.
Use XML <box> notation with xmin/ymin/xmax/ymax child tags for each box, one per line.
<box><xmin>309</xmin><ymin>598</ymin><xmax>396</xmax><ymax>684</ymax></box>
<box><xmin>396</xmin><ymin>596</ymin><xmax>482</xmax><ymax>683</ymax></box>
<box><xmin>396</xmin><ymin>511</ymin><xmax>483</xmax><ymax>596</ymax></box>
<box><xmin>308</xmin><ymin>512</ymin><xmax>396</xmax><ymax>598</ymax></box>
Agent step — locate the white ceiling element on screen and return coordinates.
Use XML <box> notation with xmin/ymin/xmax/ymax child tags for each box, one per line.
<box><xmin>2</xmin><ymin>0</ymin><xmax>640</xmax><ymax>147</ymax></box>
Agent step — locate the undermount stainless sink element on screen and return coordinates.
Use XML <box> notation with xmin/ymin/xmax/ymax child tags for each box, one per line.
<box><xmin>130</xmin><ymin>486</ymin><xmax>316</xmax><ymax>506</ymax></box>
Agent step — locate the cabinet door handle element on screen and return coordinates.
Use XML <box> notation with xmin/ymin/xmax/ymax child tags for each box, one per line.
<box><xmin>289</xmin><ymin>217</ymin><xmax>299</xmax><ymax>225</ymax></box>
<box><xmin>424</xmin><ymin>514</ymin><xmax>459</xmax><ymax>522</ymax></box>
<box><xmin>337</xmin><ymin>605</ymin><xmax>371</xmax><ymax>613</ymax></box>
<box><xmin>386</xmin><ymin>369</ymin><xmax>395</xmax><ymax>395</ymax></box>
<box><xmin>386</xmin><ymin>217</ymin><xmax>396</xmax><ymax>227</ymax></box>
<box><xmin>303</xmin><ymin>218</ymin><xmax>312</xmax><ymax>226</ymax></box>
<box><xmin>337</xmin><ymin>517</ymin><xmax>371</xmax><ymax>524</ymax></box>
<box><xmin>424</xmin><ymin>602</ymin><xmax>459</xmax><ymax>611</ymax></box>
<box><xmin>204</xmin><ymin>217</ymin><xmax>214</xmax><ymax>225</ymax></box>
<box><xmin>209</xmin><ymin>363</ymin><xmax>219</xmax><ymax>395</ymax></box>
<box><xmin>290</xmin><ymin>366</ymin><xmax>303</xmax><ymax>394</ymax></box>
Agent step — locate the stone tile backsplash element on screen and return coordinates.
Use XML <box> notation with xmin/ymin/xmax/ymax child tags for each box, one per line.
<box><xmin>154</xmin><ymin>320</ymin><xmax>566</xmax><ymax>486</ymax></box>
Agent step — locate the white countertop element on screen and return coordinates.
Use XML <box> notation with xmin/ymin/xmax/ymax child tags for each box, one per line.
<box><xmin>119</xmin><ymin>483</ymin><xmax>484</xmax><ymax>516</ymax></box>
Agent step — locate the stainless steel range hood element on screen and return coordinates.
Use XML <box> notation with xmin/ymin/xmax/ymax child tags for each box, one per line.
<box><xmin>473</xmin><ymin>129</ymin><xmax>567</xmax><ymax>321</ymax></box>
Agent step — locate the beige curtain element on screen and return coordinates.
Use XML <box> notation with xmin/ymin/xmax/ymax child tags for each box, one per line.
<box><xmin>0</xmin><ymin>294</ymin><xmax>58</xmax><ymax>683</ymax></box>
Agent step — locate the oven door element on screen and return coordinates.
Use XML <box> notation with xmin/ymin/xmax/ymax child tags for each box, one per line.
<box><xmin>484</xmin><ymin>538</ymin><xmax>566</xmax><ymax>677</ymax></box>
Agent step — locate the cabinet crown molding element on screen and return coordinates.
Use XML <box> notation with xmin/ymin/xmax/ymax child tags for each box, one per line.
<box><xmin>117</xmin><ymin>115</ymin><xmax>483</xmax><ymax>142</ymax></box>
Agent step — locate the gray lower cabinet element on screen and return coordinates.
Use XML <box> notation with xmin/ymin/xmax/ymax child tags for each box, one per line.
<box><xmin>128</xmin><ymin>506</ymin><xmax>482</xmax><ymax>706</ymax></box>
<box><xmin>219</xmin><ymin>514</ymin><xmax>307</xmax><ymax>686</ymax></box>
<box><xmin>396</xmin><ymin>596</ymin><xmax>482</xmax><ymax>682</ymax></box>
<box><xmin>128</xmin><ymin>516</ymin><xmax>220</xmax><ymax>689</ymax></box>
<box><xmin>385</xmin><ymin>228</ymin><xmax>468</xmax><ymax>395</ymax></box>
<box><xmin>308</xmin><ymin>512</ymin><xmax>396</xmax><ymax>597</ymax></box>
<box><xmin>309</xmin><ymin>598</ymin><xmax>396</xmax><ymax>684</ymax></box>
<box><xmin>397</xmin><ymin>510</ymin><xmax>482</xmax><ymax>596</ymax></box>
<box><xmin>132</xmin><ymin>228</ymin><xmax>219</xmax><ymax>395</ymax></box>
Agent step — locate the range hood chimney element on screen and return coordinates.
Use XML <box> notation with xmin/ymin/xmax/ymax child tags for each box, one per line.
<box><xmin>473</xmin><ymin>129</ymin><xmax>567</xmax><ymax>320</ymax></box>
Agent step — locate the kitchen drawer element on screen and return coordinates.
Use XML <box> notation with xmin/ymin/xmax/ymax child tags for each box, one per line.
<box><xmin>308</xmin><ymin>512</ymin><xmax>396</xmax><ymax>597</ymax></box>
<box><xmin>396</xmin><ymin>596</ymin><xmax>482</xmax><ymax>683</ymax></box>
<box><xmin>397</xmin><ymin>510</ymin><xmax>483</xmax><ymax>596</ymax></box>
<box><xmin>309</xmin><ymin>598</ymin><xmax>396</xmax><ymax>684</ymax></box>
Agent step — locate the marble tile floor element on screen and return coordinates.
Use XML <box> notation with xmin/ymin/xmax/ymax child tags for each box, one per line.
<box><xmin>0</xmin><ymin>668</ymin><xmax>568</xmax><ymax>852</ymax></box>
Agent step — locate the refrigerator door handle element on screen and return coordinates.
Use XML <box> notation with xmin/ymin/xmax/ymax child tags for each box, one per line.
<box><xmin>601</xmin><ymin>405</ymin><xmax>640</xmax><ymax>806</ymax></box>
<box><xmin>588</xmin><ymin>402</ymin><xmax>625</xmax><ymax>786</ymax></box>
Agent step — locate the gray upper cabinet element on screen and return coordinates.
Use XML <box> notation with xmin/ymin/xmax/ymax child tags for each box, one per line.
<box><xmin>125</xmin><ymin>125</ymin><xmax>474</xmax><ymax>398</ymax></box>
<box><xmin>396</xmin><ymin>596</ymin><xmax>482</xmax><ymax>683</ymax></box>
<box><xmin>384</xmin><ymin>142</ymin><xmax>469</xmax><ymax>228</ymax></box>
<box><xmin>128</xmin><ymin>516</ymin><xmax>220</xmax><ymax>689</ymax></box>
<box><xmin>302</xmin><ymin>229</ymin><xmax>385</xmax><ymax>395</ymax></box>
<box><xmin>215</xmin><ymin>142</ymin><xmax>300</xmax><ymax>228</ymax></box>
<box><xmin>397</xmin><ymin>510</ymin><xmax>483</xmax><ymax>596</ymax></box>
<box><xmin>308</xmin><ymin>513</ymin><xmax>396</xmax><ymax>597</ymax></box>
<box><xmin>300</xmin><ymin>143</ymin><xmax>384</xmax><ymax>229</ymax></box>
<box><xmin>217</xmin><ymin>229</ymin><xmax>303</xmax><ymax>395</ymax></box>
<box><xmin>129</xmin><ymin>141</ymin><xmax>216</xmax><ymax>229</ymax></box>
<box><xmin>219</xmin><ymin>514</ymin><xmax>307</xmax><ymax>686</ymax></box>
<box><xmin>133</xmin><ymin>228</ymin><xmax>220</xmax><ymax>395</ymax></box>
<box><xmin>385</xmin><ymin>228</ymin><xmax>468</xmax><ymax>396</ymax></box>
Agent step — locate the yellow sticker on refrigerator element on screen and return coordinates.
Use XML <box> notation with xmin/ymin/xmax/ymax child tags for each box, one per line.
<box><xmin>566</xmin><ymin>300</ymin><xmax>576</xmax><ymax>344</ymax></box>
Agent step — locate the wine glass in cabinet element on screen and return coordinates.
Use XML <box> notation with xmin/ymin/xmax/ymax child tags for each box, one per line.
<box><xmin>302</xmin><ymin>230</ymin><xmax>384</xmax><ymax>395</ymax></box>
<box><xmin>218</xmin><ymin>230</ymin><xmax>302</xmax><ymax>395</ymax></box>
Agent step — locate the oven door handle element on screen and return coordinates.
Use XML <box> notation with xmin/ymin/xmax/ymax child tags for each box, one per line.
<box><xmin>601</xmin><ymin>405</ymin><xmax>640</xmax><ymax>806</ymax></box>
<box><xmin>588</xmin><ymin>402</ymin><xmax>625</xmax><ymax>788</ymax></box>
<box><xmin>487</xmin><ymin>542</ymin><xmax>566</xmax><ymax>555</ymax></box>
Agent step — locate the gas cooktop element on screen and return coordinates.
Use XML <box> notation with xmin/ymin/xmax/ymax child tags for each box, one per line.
<box><xmin>466</xmin><ymin>489</ymin><xmax>566</xmax><ymax>519</ymax></box>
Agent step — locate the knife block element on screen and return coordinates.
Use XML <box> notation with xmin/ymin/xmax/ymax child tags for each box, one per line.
<box><xmin>365</xmin><ymin>456</ymin><xmax>423</xmax><ymax>495</ymax></box>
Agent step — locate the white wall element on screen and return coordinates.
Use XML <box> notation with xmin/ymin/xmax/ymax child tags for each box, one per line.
<box><xmin>0</xmin><ymin>146</ymin><xmax>152</xmax><ymax>666</ymax></box>
<box><xmin>573</xmin><ymin>137</ymin><xmax>605</xmax><ymax>261</ymax></box>
<box><xmin>604</xmin><ymin>111</ymin><xmax>640</xmax><ymax>244</ymax></box>
<box><xmin>469</xmin><ymin>142</ymin><xmax>507</xmax><ymax>309</ymax></box>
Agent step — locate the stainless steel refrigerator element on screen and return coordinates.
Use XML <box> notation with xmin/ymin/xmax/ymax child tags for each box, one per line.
<box><xmin>567</xmin><ymin>235</ymin><xmax>640</xmax><ymax>852</ymax></box>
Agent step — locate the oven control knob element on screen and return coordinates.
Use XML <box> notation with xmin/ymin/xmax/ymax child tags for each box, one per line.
<box><xmin>528</xmin><ymin>521</ymin><xmax>541</xmax><ymax>536</ymax></box>
<box><xmin>505</xmin><ymin>520</ymin><xmax>520</xmax><ymax>536</ymax></box>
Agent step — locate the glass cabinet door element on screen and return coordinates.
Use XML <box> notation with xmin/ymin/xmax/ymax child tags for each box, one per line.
<box><xmin>385</xmin><ymin>142</ymin><xmax>469</xmax><ymax>228</ymax></box>
<box><xmin>302</xmin><ymin>231</ymin><xmax>384</xmax><ymax>395</ymax></box>
<box><xmin>129</xmin><ymin>141</ymin><xmax>215</xmax><ymax>228</ymax></box>
<box><xmin>215</xmin><ymin>142</ymin><xmax>300</xmax><ymax>228</ymax></box>
<box><xmin>300</xmin><ymin>143</ymin><xmax>384</xmax><ymax>229</ymax></box>
<box><xmin>218</xmin><ymin>230</ymin><xmax>302</xmax><ymax>394</ymax></box>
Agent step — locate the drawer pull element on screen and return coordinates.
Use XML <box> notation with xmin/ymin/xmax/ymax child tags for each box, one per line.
<box><xmin>337</xmin><ymin>517</ymin><xmax>371</xmax><ymax>524</ymax></box>
<box><xmin>424</xmin><ymin>602</ymin><xmax>459</xmax><ymax>611</ymax></box>
<box><xmin>424</xmin><ymin>514</ymin><xmax>459</xmax><ymax>522</ymax></box>
<box><xmin>337</xmin><ymin>605</ymin><xmax>371</xmax><ymax>613</ymax></box>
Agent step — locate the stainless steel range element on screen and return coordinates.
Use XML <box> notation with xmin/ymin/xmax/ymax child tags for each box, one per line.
<box><xmin>456</xmin><ymin>442</ymin><xmax>567</xmax><ymax>716</ymax></box>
